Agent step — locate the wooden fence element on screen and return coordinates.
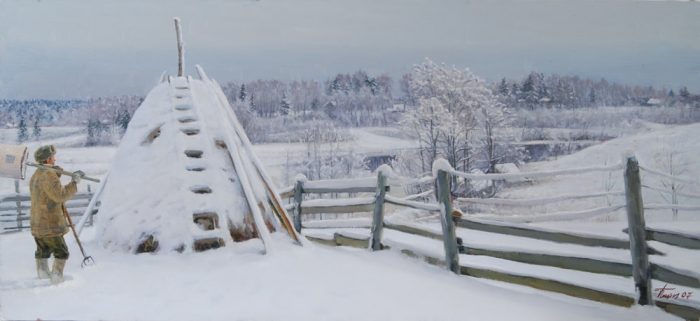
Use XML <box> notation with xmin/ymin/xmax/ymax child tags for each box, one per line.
<box><xmin>288</xmin><ymin>157</ymin><xmax>700</xmax><ymax>321</ymax></box>
<box><xmin>0</xmin><ymin>180</ymin><xmax>100</xmax><ymax>232</ymax></box>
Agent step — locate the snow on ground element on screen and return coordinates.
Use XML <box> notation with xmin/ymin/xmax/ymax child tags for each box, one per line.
<box><xmin>1</xmin><ymin>121</ymin><xmax>699</xmax><ymax>319</ymax></box>
<box><xmin>0</xmin><ymin>227</ymin><xmax>678</xmax><ymax>321</ymax></box>
<box><xmin>250</xmin><ymin>126</ymin><xmax>418</xmax><ymax>184</ymax></box>
<box><xmin>304</xmin><ymin>221</ymin><xmax>699</xmax><ymax>311</ymax></box>
<box><xmin>494</xmin><ymin>122</ymin><xmax>700</xmax><ymax>223</ymax></box>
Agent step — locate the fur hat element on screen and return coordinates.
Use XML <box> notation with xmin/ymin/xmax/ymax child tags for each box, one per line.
<box><xmin>34</xmin><ymin>145</ymin><xmax>56</xmax><ymax>163</ymax></box>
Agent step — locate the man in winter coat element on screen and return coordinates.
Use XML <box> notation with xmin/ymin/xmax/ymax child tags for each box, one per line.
<box><xmin>30</xmin><ymin>145</ymin><xmax>81</xmax><ymax>284</ymax></box>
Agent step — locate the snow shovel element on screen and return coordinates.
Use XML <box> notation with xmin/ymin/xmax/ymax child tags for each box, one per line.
<box><xmin>0</xmin><ymin>144</ymin><xmax>100</xmax><ymax>183</ymax></box>
<box><xmin>0</xmin><ymin>144</ymin><xmax>28</xmax><ymax>179</ymax></box>
<box><xmin>62</xmin><ymin>205</ymin><xmax>95</xmax><ymax>268</ymax></box>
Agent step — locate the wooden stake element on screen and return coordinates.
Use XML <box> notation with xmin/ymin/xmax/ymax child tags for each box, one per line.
<box><xmin>623</xmin><ymin>155</ymin><xmax>652</xmax><ymax>305</ymax></box>
<box><xmin>436</xmin><ymin>169</ymin><xmax>460</xmax><ymax>274</ymax></box>
<box><xmin>369</xmin><ymin>171</ymin><xmax>387</xmax><ymax>251</ymax></box>
<box><xmin>174</xmin><ymin>18</ymin><xmax>184</xmax><ymax>77</ymax></box>
<box><xmin>293</xmin><ymin>178</ymin><xmax>304</xmax><ymax>233</ymax></box>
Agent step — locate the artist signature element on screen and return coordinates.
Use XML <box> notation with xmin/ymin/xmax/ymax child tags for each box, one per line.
<box><xmin>654</xmin><ymin>284</ymin><xmax>693</xmax><ymax>300</ymax></box>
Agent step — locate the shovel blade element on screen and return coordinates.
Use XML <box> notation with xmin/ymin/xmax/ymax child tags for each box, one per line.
<box><xmin>0</xmin><ymin>144</ymin><xmax>28</xmax><ymax>180</ymax></box>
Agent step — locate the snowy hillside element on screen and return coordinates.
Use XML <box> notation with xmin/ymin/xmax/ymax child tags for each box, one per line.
<box><xmin>499</xmin><ymin>122</ymin><xmax>700</xmax><ymax>222</ymax></box>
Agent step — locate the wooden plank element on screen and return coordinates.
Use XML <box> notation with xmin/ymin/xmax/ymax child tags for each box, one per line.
<box><xmin>623</xmin><ymin>155</ymin><xmax>652</xmax><ymax>305</ymax></box>
<box><xmin>651</xmin><ymin>263</ymin><xmax>700</xmax><ymax>289</ymax></box>
<box><xmin>385</xmin><ymin>222</ymin><xmax>443</xmax><ymax>240</ymax></box>
<box><xmin>0</xmin><ymin>216</ymin><xmax>28</xmax><ymax>223</ymax></box>
<box><xmin>0</xmin><ymin>195</ymin><xmax>30</xmax><ymax>202</ymax></box>
<box><xmin>456</xmin><ymin>217</ymin><xmax>663</xmax><ymax>255</ymax></box>
<box><xmin>369</xmin><ymin>172</ymin><xmax>387</xmax><ymax>251</ymax></box>
<box><xmin>397</xmin><ymin>247</ymin><xmax>446</xmax><ymax>268</ymax></box>
<box><xmin>460</xmin><ymin>245</ymin><xmax>633</xmax><ymax>277</ymax></box>
<box><xmin>0</xmin><ymin>205</ymin><xmax>31</xmax><ymax>212</ymax></box>
<box><xmin>334</xmin><ymin>232</ymin><xmax>369</xmax><ymax>249</ymax></box>
<box><xmin>302</xmin><ymin>186</ymin><xmax>377</xmax><ymax>194</ymax></box>
<box><xmin>280</xmin><ymin>189</ymin><xmax>295</xmax><ymax>199</ymax></box>
<box><xmin>384</xmin><ymin>195</ymin><xmax>440</xmax><ymax>212</ymax></box>
<box><xmin>384</xmin><ymin>222</ymin><xmax>463</xmax><ymax>245</ymax></box>
<box><xmin>305</xmin><ymin>234</ymin><xmax>337</xmax><ymax>247</ymax></box>
<box><xmin>647</xmin><ymin>228</ymin><xmax>700</xmax><ymax>250</ymax></box>
<box><xmin>3</xmin><ymin>226</ymin><xmax>30</xmax><ymax>231</ymax></box>
<box><xmin>654</xmin><ymin>300</ymin><xmax>700</xmax><ymax>321</ymax></box>
<box><xmin>301</xmin><ymin>177</ymin><xmax>378</xmax><ymax>195</ymax></box>
<box><xmin>459</xmin><ymin>265</ymin><xmax>635</xmax><ymax>307</ymax></box>
<box><xmin>301</xmin><ymin>201</ymin><xmax>375</xmax><ymax>215</ymax></box>
<box><xmin>0</xmin><ymin>212</ymin><xmax>29</xmax><ymax>217</ymax></box>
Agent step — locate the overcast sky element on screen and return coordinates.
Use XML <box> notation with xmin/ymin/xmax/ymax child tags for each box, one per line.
<box><xmin>0</xmin><ymin>0</ymin><xmax>698</xmax><ymax>99</ymax></box>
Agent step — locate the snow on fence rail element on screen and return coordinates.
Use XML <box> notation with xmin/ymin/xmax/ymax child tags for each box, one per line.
<box><xmin>642</xmin><ymin>184</ymin><xmax>700</xmax><ymax>200</ymax></box>
<box><xmin>639</xmin><ymin>164</ymin><xmax>700</xmax><ymax>187</ymax></box>
<box><xmin>457</xmin><ymin>191</ymin><xmax>625</xmax><ymax>207</ymax></box>
<box><xmin>449</xmin><ymin>162</ymin><xmax>623</xmax><ymax>181</ymax></box>
<box><xmin>468</xmin><ymin>205</ymin><xmax>627</xmax><ymax>223</ymax></box>
<box><xmin>293</xmin><ymin>156</ymin><xmax>699</xmax><ymax>320</ymax></box>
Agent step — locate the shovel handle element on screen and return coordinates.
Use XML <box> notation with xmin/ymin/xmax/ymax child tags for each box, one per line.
<box><xmin>26</xmin><ymin>163</ymin><xmax>101</xmax><ymax>183</ymax></box>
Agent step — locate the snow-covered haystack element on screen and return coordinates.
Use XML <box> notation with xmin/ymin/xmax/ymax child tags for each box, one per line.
<box><xmin>96</xmin><ymin>68</ymin><xmax>299</xmax><ymax>253</ymax></box>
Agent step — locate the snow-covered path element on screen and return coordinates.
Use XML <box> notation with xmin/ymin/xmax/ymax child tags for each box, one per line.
<box><xmin>0</xmin><ymin>228</ymin><xmax>678</xmax><ymax>321</ymax></box>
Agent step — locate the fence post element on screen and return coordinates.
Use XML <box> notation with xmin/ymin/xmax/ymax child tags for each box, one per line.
<box><xmin>87</xmin><ymin>184</ymin><xmax>94</xmax><ymax>226</ymax></box>
<box><xmin>623</xmin><ymin>154</ymin><xmax>652</xmax><ymax>305</ymax></box>
<box><xmin>435</xmin><ymin>163</ymin><xmax>460</xmax><ymax>274</ymax></box>
<box><xmin>293</xmin><ymin>175</ymin><xmax>306</xmax><ymax>233</ymax></box>
<box><xmin>15</xmin><ymin>179</ymin><xmax>22</xmax><ymax>230</ymax></box>
<box><xmin>369</xmin><ymin>169</ymin><xmax>387</xmax><ymax>251</ymax></box>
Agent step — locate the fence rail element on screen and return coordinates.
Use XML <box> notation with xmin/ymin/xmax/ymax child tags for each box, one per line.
<box><xmin>292</xmin><ymin>155</ymin><xmax>699</xmax><ymax>321</ymax></box>
<box><xmin>0</xmin><ymin>180</ymin><xmax>100</xmax><ymax>232</ymax></box>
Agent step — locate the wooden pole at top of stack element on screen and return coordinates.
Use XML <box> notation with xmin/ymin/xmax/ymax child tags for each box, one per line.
<box><xmin>174</xmin><ymin>17</ymin><xmax>184</xmax><ymax>77</ymax></box>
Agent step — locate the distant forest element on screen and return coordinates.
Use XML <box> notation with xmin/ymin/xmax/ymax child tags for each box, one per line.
<box><xmin>0</xmin><ymin>66</ymin><xmax>698</xmax><ymax>146</ymax></box>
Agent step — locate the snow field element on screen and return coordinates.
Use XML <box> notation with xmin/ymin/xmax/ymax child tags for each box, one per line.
<box><xmin>498</xmin><ymin>122</ymin><xmax>700</xmax><ymax>223</ymax></box>
<box><xmin>304</xmin><ymin>221</ymin><xmax>699</xmax><ymax>312</ymax></box>
<box><xmin>1</xmin><ymin>106</ymin><xmax>699</xmax><ymax>319</ymax></box>
<box><xmin>0</xmin><ymin>227</ymin><xmax>679</xmax><ymax>321</ymax></box>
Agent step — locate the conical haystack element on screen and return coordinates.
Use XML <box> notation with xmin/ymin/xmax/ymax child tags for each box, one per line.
<box><xmin>96</xmin><ymin>66</ymin><xmax>300</xmax><ymax>254</ymax></box>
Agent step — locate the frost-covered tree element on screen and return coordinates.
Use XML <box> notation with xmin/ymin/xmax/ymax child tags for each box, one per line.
<box><xmin>498</xmin><ymin>78</ymin><xmax>509</xmax><ymax>97</ymax></box>
<box><xmin>404</xmin><ymin>59</ymin><xmax>500</xmax><ymax>173</ymax></box>
<box><xmin>32</xmin><ymin>114</ymin><xmax>41</xmax><ymax>140</ymax></box>
<box><xmin>280</xmin><ymin>94</ymin><xmax>292</xmax><ymax>116</ymax></box>
<box><xmin>116</xmin><ymin>108</ymin><xmax>131</xmax><ymax>133</ymax></box>
<box><xmin>295</xmin><ymin>121</ymin><xmax>357</xmax><ymax>181</ymax></box>
<box><xmin>239</xmin><ymin>84</ymin><xmax>247</xmax><ymax>102</ymax></box>
<box><xmin>402</xmin><ymin>97</ymin><xmax>451</xmax><ymax>171</ymax></box>
<box><xmin>588</xmin><ymin>89</ymin><xmax>596</xmax><ymax>106</ymax></box>
<box><xmin>248</xmin><ymin>93</ymin><xmax>256</xmax><ymax>115</ymax></box>
<box><xmin>478</xmin><ymin>97</ymin><xmax>522</xmax><ymax>174</ymax></box>
<box><xmin>86</xmin><ymin>118</ymin><xmax>110</xmax><ymax>146</ymax></box>
<box><xmin>17</xmin><ymin>116</ymin><xmax>28</xmax><ymax>143</ymax></box>
<box><xmin>520</xmin><ymin>73</ymin><xmax>538</xmax><ymax>108</ymax></box>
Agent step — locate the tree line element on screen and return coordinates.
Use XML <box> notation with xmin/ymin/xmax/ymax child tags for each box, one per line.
<box><xmin>492</xmin><ymin>72</ymin><xmax>698</xmax><ymax>109</ymax></box>
<box><xmin>0</xmin><ymin>96</ymin><xmax>140</xmax><ymax>145</ymax></box>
